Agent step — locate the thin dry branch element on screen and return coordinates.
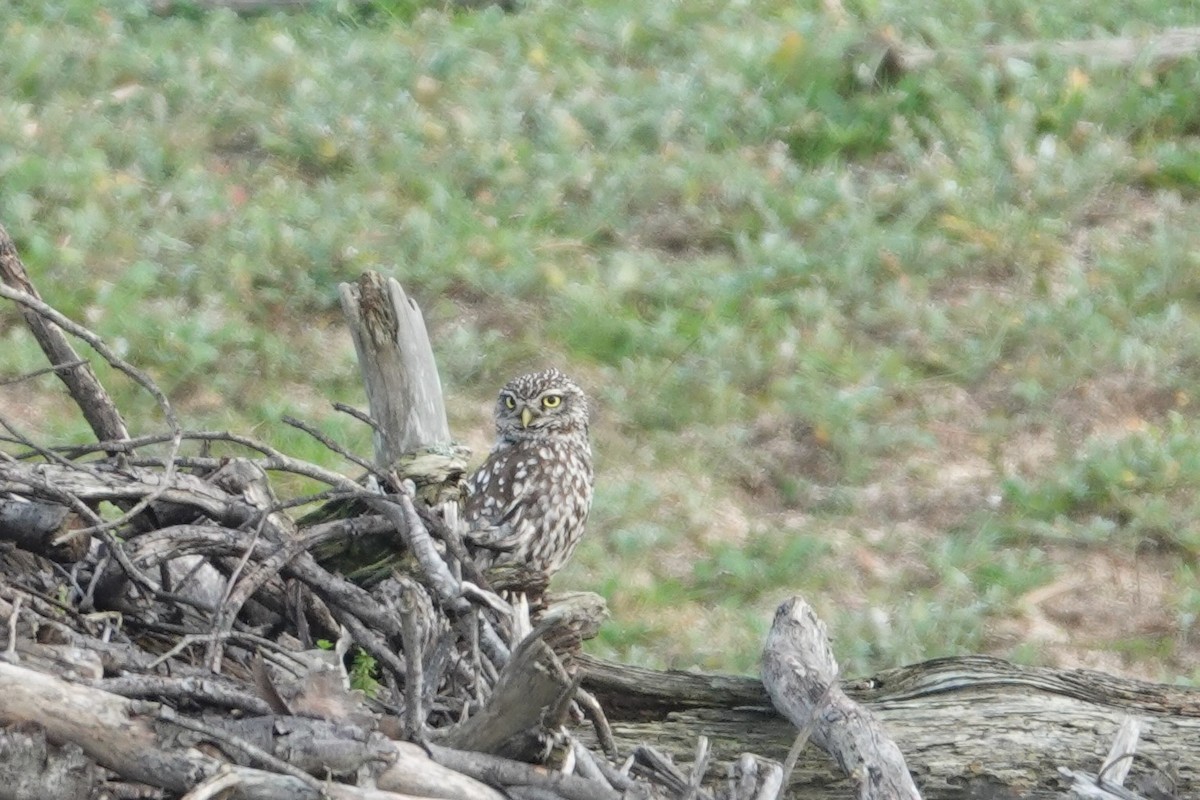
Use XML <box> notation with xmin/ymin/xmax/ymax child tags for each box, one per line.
<box><xmin>0</xmin><ymin>224</ymin><xmax>131</xmax><ymax>444</ymax></box>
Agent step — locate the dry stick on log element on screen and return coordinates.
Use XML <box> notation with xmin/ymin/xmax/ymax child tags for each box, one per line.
<box><xmin>1058</xmin><ymin>716</ymin><xmax>1143</xmax><ymax>800</ymax></box>
<box><xmin>761</xmin><ymin>596</ymin><xmax>920</xmax><ymax>800</ymax></box>
<box><xmin>1059</xmin><ymin>716</ymin><xmax>1179</xmax><ymax>800</ymax></box>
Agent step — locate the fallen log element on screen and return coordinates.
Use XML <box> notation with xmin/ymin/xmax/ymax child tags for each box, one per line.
<box><xmin>579</xmin><ymin>651</ymin><xmax>1196</xmax><ymax>799</ymax></box>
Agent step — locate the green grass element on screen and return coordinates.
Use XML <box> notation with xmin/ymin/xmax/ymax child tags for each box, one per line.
<box><xmin>3</xmin><ymin>0</ymin><xmax>1200</xmax><ymax>681</ymax></box>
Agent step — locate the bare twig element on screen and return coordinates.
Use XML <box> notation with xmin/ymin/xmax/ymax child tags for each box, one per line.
<box><xmin>332</xmin><ymin>401</ymin><xmax>383</xmax><ymax>434</ymax></box>
<box><xmin>281</xmin><ymin>414</ymin><xmax>379</xmax><ymax>476</ymax></box>
<box><xmin>0</xmin><ymin>358</ymin><xmax>89</xmax><ymax>386</ymax></box>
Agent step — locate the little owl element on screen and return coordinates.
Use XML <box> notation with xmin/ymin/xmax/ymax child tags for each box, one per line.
<box><xmin>464</xmin><ymin>368</ymin><xmax>593</xmax><ymax>581</ymax></box>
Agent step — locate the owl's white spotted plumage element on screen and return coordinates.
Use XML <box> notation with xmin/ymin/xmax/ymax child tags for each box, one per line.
<box><xmin>464</xmin><ymin>369</ymin><xmax>593</xmax><ymax>579</ymax></box>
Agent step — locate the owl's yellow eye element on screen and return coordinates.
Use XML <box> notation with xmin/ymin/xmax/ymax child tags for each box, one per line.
<box><xmin>541</xmin><ymin>395</ymin><xmax>562</xmax><ymax>409</ymax></box>
<box><xmin>503</xmin><ymin>396</ymin><xmax>516</xmax><ymax>410</ymax></box>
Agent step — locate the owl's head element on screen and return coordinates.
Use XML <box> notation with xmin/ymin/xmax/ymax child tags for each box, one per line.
<box><xmin>494</xmin><ymin>368</ymin><xmax>589</xmax><ymax>440</ymax></box>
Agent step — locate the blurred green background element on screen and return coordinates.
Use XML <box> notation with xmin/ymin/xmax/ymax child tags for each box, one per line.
<box><xmin>2</xmin><ymin>0</ymin><xmax>1200</xmax><ymax>681</ymax></box>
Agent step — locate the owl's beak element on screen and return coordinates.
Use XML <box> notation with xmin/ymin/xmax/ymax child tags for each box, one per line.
<box><xmin>521</xmin><ymin>407</ymin><xmax>534</xmax><ymax>428</ymax></box>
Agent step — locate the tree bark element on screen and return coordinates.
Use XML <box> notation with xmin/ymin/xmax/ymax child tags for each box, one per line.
<box><xmin>0</xmin><ymin>724</ymin><xmax>100</xmax><ymax>800</ymax></box>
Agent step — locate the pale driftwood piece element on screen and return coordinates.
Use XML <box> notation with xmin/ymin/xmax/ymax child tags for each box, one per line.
<box><xmin>339</xmin><ymin>272</ymin><xmax>451</xmax><ymax>467</ymax></box>
<box><xmin>726</xmin><ymin>754</ymin><xmax>784</xmax><ymax>800</ymax></box>
<box><xmin>1099</xmin><ymin>716</ymin><xmax>1140</xmax><ymax>789</ymax></box>
<box><xmin>0</xmin><ymin>224</ymin><xmax>129</xmax><ymax>445</ymax></box>
<box><xmin>762</xmin><ymin>596</ymin><xmax>920</xmax><ymax>800</ymax></box>
<box><xmin>376</xmin><ymin>741</ymin><xmax>511</xmax><ymax>800</ymax></box>
<box><xmin>425</xmin><ymin>743</ymin><xmax>623</xmax><ymax>800</ymax></box>
<box><xmin>577</xmin><ymin>653</ymin><xmax>1200</xmax><ymax>800</ymax></box>
<box><xmin>437</xmin><ymin>625</ymin><xmax>569</xmax><ymax>757</ymax></box>
<box><xmin>859</xmin><ymin>26</ymin><xmax>1200</xmax><ymax>83</ymax></box>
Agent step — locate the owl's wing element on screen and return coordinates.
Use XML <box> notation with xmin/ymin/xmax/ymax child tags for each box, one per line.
<box><xmin>464</xmin><ymin>493</ymin><xmax>529</xmax><ymax>551</ymax></box>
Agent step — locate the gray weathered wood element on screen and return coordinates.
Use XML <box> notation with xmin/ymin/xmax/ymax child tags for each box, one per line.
<box><xmin>762</xmin><ymin>597</ymin><xmax>920</xmax><ymax>800</ymax></box>
<box><xmin>0</xmin><ymin>499</ymin><xmax>89</xmax><ymax>563</ymax></box>
<box><xmin>339</xmin><ymin>272</ymin><xmax>451</xmax><ymax>468</ymax></box>
<box><xmin>0</xmin><ymin>725</ymin><xmax>100</xmax><ymax>800</ymax></box>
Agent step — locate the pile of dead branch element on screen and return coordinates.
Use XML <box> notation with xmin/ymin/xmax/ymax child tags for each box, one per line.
<box><xmin>0</xmin><ymin>226</ymin><xmax>659</xmax><ymax>798</ymax></box>
<box><xmin>3</xmin><ymin>223</ymin><xmax>834</xmax><ymax>800</ymax></box>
